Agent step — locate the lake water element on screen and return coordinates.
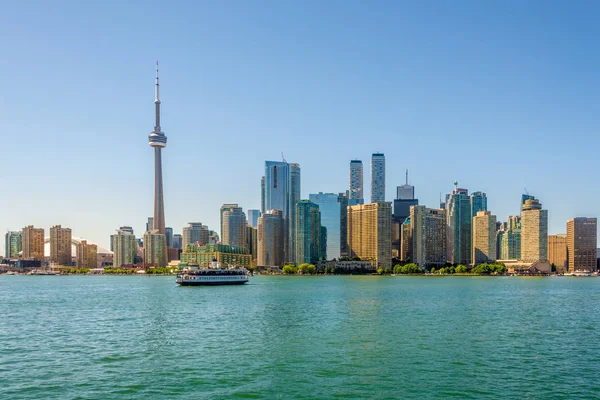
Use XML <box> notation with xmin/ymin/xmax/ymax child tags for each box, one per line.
<box><xmin>1</xmin><ymin>275</ymin><xmax>599</xmax><ymax>399</ymax></box>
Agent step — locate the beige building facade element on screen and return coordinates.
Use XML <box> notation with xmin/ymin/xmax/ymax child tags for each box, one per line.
<box><xmin>520</xmin><ymin>199</ymin><xmax>548</xmax><ymax>262</ymax></box>
<box><xmin>50</xmin><ymin>225</ymin><xmax>72</xmax><ymax>266</ymax></box>
<box><xmin>257</xmin><ymin>210</ymin><xmax>284</xmax><ymax>267</ymax></box>
<box><xmin>112</xmin><ymin>229</ymin><xmax>137</xmax><ymax>268</ymax></box>
<box><xmin>548</xmin><ymin>234</ymin><xmax>567</xmax><ymax>271</ymax></box>
<box><xmin>472</xmin><ymin>211</ymin><xmax>497</xmax><ymax>265</ymax></box>
<box><xmin>76</xmin><ymin>240</ymin><xmax>98</xmax><ymax>269</ymax></box>
<box><xmin>144</xmin><ymin>230</ymin><xmax>168</xmax><ymax>267</ymax></box>
<box><xmin>347</xmin><ymin>202</ymin><xmax>392</xmax><ymax>268</ymax></box>
<box><xmin>22</xmin><ymin>225</ymin><xmax>44</xmax><ymax>261</ymax></box>
<box><xmin>566</xmin><ymin>218</ymin><xmax>597</xmax><ymax>272</ymax></box>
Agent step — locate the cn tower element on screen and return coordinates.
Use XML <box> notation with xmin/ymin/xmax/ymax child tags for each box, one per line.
<box><xmin>148</xmin><ymin>62</ymin><xmax>167</xmax><ymax>234</ymax></box>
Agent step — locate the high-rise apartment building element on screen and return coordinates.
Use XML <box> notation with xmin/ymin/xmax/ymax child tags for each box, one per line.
<box><xmin>446</xmin><ymin>183</ymin><xmax>472</xmax><ymax>265</ymax></box>
<box><xmin>221</xmin><ymin>205</ymin><xmax>247</xmax><ymax>249</ymax></box>
<box><xmin>143</xmin><ymin>230</ymin><xmax>168</xmax><ymax>267</ymax></box>
<box><xmin>288</xmin><ymin>163</ymin><xmax>302</xmax><ymax>263</ymax></box>
<box><xmin>245</xmin><ymin>225</ymin><xmax>258</xmax><ymax>264</ymax></box>
<box><xmin>50</xmin><ymin>225</ymin><xmax>72</xmax><ymax>266</ymax></box>
<box><xmin>401</xmin><ymin>217</ymin><xmax>412</xmax><ymax>261</ymax></box>
<box><xmin>472</xmin><ymin>211</ymin><xmax>497</xmax><ymax>265</ymax></box>
<box><xmin>112</xmin><ymin>229</ymin><xmax>138</xmax><ymax>268</ymax></box>
<box><xmin>370</xmin><ymin>153</ymin><xmax>386</xmax><ymax>203</ymax></box>
<box><xmin>146</xmin><ymin>217</ymin><xmax>154</xmax><ymax>233</ymax></box>
<box><xmin>347</xmin><ymin>202</ymin><xmax>392</xmax><ymax>268</ymax></box>
<box><xmin>76</xmin><ymin>240</ymin><xmax>97</xmax><ymax>269</ymax></box>
<box><xmin>548</xmin><ymin>234</ymin><xmax>567</xmax><ymax>271</ymax></box>
<box><xmin>5</xmin><ymin>231</ymin><xmax>22</xmax><ymax>258</ymax></box>
<box><xmin>182</xmin><ymin>223</ymin><xmax>209</xmax><ymax>249</ymax></box>
<box><xmin>260</xmin><ymin>176</ymin><xmax>266</xmax><ymax>214</ymax></box>
<box><xmin>309</xmin><ymin>192</ymin><xmax>347</xmax><ymax>260</ymax></box>
<box><xmin>349</xmin><ymin>160</ymin><xmax>364</xmax><ymax>203</ymax></box>
<box><xmin>566</xmin><ymin>218</ymin><xmax>597</xmax><ymax>272</ymax></box>
<box><xmin>295</xmin><ymin>200</ymin><xmax>321</xmax><ymax>265</ymax></box>
<box><xmin>165</xmin><ymin>227</ymin><xmax>173</xmax><ymax>248</ymax></box>
<box><xmin>410</xmin><ymin>206</ymin><xmax>446</xmax><ymax>268</ymax></box>
<box><xmin>520</xmin><ymin>197</ymin><xmax>548</xmax><ymax>262</ymax></box>
<box><xmin>22</xmin><ymin>225</ymin><xmax>44</xmax><ymax>261</ymax></box>
<box><xmin>497</xmin><ymin>216</ymin><xmax>521</xmax><ymax>260</ymax></box>
<box><xmin>257</xmin><ymin>210</ymin><xmax>284</xmax><ymax>267</ymax></box>
<box><xmin>172</xmin><ymin>234</ymin><xmax>182</xmax><ymax>250</ymax></box>
<box><xmin>247</xmin><ymin>210</ymin><xmax>261</xmax><ymax>228</ymax></box>
<box><xmin>220</xmin><ymin>204</ymin><xmax>240</xmax><ymax>240</ymax></box>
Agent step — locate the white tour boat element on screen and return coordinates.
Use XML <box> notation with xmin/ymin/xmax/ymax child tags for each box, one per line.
<box><xmin>176</xmin><ymin>260</ymin><xmax>249</xmax><ymax>286</ymax></box>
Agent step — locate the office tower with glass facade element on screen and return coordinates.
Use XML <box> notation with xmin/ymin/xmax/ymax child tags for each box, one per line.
<box><xmin>112</xmin><ymin>229</ymin><xmax>138</xmax><ymax>267</ymax></box>
<box><xmin>247</xmin><ymin>210</ymin><xmax>261</xmax><ymax>228</ymax></box>
<box><xmin>288</xmin><ymin>163</ymin><xmax>302</xmax><ymax>263</ymax></box>
<box><xmin>410</xmin><ymin>206</ymin><xmax>446</xmax><ymax>268</ymax></box>
<box><xmin>309</xmin><ymin>192</ymin><xmax>347</xmax><ymax>260</ymax></box>
<box><xmin>446</xmin><ymin>183</ymin><xmax>472</xmax><ymax>265</ymax></box>
<box><xmin>172</xmin><ymin>234</ymin><xmax>182</xmax><ymax>250</ymax></box>
<box><xmin>260</xmin><ymin>176</ymin><xmax>266</xmax><ymax>214</ymax></box>
<box><xmin>396</xmin><ymin>170</ymin><xmax>415</xmax><ymax>200</ymax></box>
<box><xmin>548</xmin><ymin>234</ymin><xmax>567</xmax><ymax>271</ymax></box>
<box><xmin>165</xmin><ymin>227</ymin><xmax>173</xmax><ymax>248</ymax></box>
<box><xmin>472</xmin><ymin>211</ymin><xmax>497</xmax><ymax>264</ymax></box>
<box><xmin>257</xmin><ymin>210</ymin><xmax>284</xmax><ymax>267</ymax></box>
<box><xmin>401</xmin><ymin>217</ymin><xmax>412</xmax><ymax>261</ymax></box>
<box><xmin>76</xmin><ymin>240</ymin><xmax>97</xmax><ymax>269</ymax></box>
<box><xmin>146</xmin><ymin>217</ymin><xmax>154</xmax><ymax>233</ymax></box>
<box><xmin>338</xmin><ymin>193</ymin><xmax>349</xmax><ymax>257</ymax></box>
<box><xmin>221</xmin><ymin>205</ymin><xmax>247</xmax><ymax>248</ymax></box>
<box><xmin>349</xmin><ymin>160</ymin><xmax>364</xmax><ymax>203</ymax></box>
<box><xmin>143</xmin><ymin>230</ymin><xmax>168</xmax><ymax>267</ymax></box>
<box><xmin>5</xmin><ymin>231</ymin><xmax>22</xmax><ymax>258</ymax></box>
<box><xmin>295</xmin><ymin>200</ymin><xmax>321</xmax><ymax>265</ymax></box>
<box><xmin>347</xmin><ymin>202</ymin><xmax>392</xmax><ymax>268</ymax></box>
<box><xmin>393</xmin><ymin>198</ymin><xmax>419</xmax><ymax>258</ymax></box>
<box><xmin>470</xmin><ymin>191</ymin><xmax>488</xmax><ymax>217</ymax></box>
<box><xmin>50</xmin><ymin>225</ymin><xmax>72</xmax><ymax>266</ymax></box>
<box><xmin>520</xmin><ymin>197</ymin><xmax>548</xmax><ymax>262</ymax></box>
<box><xmin>182</xmin><ymin>223</ymin><xmax>209</xmax><ymax>248</ymax></box>
<box><xmin>566</xmin><ymin>217</ymin><xmax>597</xmax><ymax>272</ymax></box>
<box><xmin>370</xmin><ymin>153</ymin><xmax>386</xmax><ymax>203</ymax></box>
<box><xmin>22</xmin><ymin>225</ymin><xmax>44</xmax><ymax>261</ymax></box>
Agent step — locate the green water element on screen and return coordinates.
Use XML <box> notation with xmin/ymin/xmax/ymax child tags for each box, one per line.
<box><xmin>1</xmin><ymin>275</ymin><xmax>599</xmax><ymax>399</ymax></box>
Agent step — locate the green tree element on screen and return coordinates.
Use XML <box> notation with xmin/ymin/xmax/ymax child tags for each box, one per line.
<box><xmin>282</xmin><ymin>265</ymin><xmax>298</xmax><ymax>274</ymax></box>
<box><xmin>455</xmin><ymin>265</ymin><xmax>468</xmax><ymax>274</ymax></box>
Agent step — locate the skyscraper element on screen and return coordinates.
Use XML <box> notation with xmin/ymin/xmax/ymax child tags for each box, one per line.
<box><xmin>295</xmin><ymin>200</ymin><xmax>321</xmax><ymax>265</ymax></box>
<box><xmin>148</xmin><ymin>62</ymin><xmax>167</xmax><ymax>235</ymax></box>
<box><xmin>257</xmin><ymin>210</ymin><xmax>284</xmax><ymax>267</ymax></box>
<box><xmin>309</xmin><ymin>192</ymin><xmax>346</xmax><ymax>260</ymax></box>
<box><xmin>472</xmin><ymin>211</ymin><xmax>497</xmax><ymax>264</ymax></box>
<box><xmin>221</xmin><ymin>205</ymin><xmax>247</xmax><ymax>249</ymax></box>
<box><xmin>260</xmin><ymin>176</ymin><xmax>266</xmax><ymax>214</ymax></box>
<box><xmin>220</xmin><ymin>203</ymin><xmax>240</xmax><ymax>240</ymax></box>
<box><xmin>4</xmin><ymin>231</ymin><xmax>22</xmax><ymax>258</ymax></box>
<box><xmin>349</xmin><ymin>160</ymin><xmax>364</xmax><ymax>203</ymax></box>
<box><xmin>247</xmin><ymin>210</ymin><xmax>261</xmax><ymax>228</ymax></box>
<box><xmin>172</xmin><ymin>234</ymin><xmax>183</xmax><ymax>250</ymax></box>
<box><xmin>245</xmin><ymin>225</ymin><xmax>258</xmax><ymax>264</ymax></box>
<box><xmin>396</xmin><ymin>170</ymin><xmax>415</xmax><ymax>200</ymax></box>
<box><xmin>165</xmin><ymin>227</ymin><xmax>173</xmax><ymax>247</ymax></box>
<box><xmin>264</xmin><ymin>160</ymin><xmax>300</xmax><ymax>262</ymax></box>
<box><xmin>566</xmin><ymin>217</ymin><xmax>597</xmax><ymax>272</ymax></box>
<box><xmin>370</xmin><ymin>153</ymin><xmax>386</xmax><ymax>203</ymax></box>
<box><xmin>446</xmin><ymin>183</ymin><xmax>472</xmax><ymax>265</ymax></box>
<box><xmin>143</xmin><ymin>230</ymin><xmax>168</xmax><ymax>267</ymax></box>
<box><xmin>520</xmin><ymin>197</ymin><xmax>548</xmax><ymax>262</ymax></box>
<box><xmin>410</xmin><ymin>206</ymin><xmax>447</xmax><ymax>268</ymax></box>
<box><xmin>76</xmin><ymin>240</ymin><xmax>97</xmax><ymax>269</ymax></box>
<box><xmin>112</xmin><ymin>229</ymin><xmax>137</xmax><ymax>268</ymax></box>
<box><xmin>146</xmin><ymin>217</ymin><xmax>154</xmax><ymax>233</ymax></box>
<box><xmin>548</xmin><ymin>234</ymin><xmax>567</xmax><ymax>271</ymax></box>
<box><xmin>182</xmin><ymin>223</ymin><xmax>209</xmax><ymax>249</ymax></box>
<box><xmin>347</xmin><ymin>202</ymin><xmax>392</xmax><ymax>268</ymax></box>
<box><xmin>498</xmin><ymin>216</ymin><xmax>521</xmax><ymax>260</ymax></box>
<box><xmin>470</xmin><ymin>191</ymin><xmax>488</xmax><ymax>217</ymax></box>
<box><xmin>22</xmin><ymin>225</ymin><xmax>44</xmax><ymax>261</ymax></box>
<box><xmin>50</xmin><ymin>225</ymin><xmax>72</xmax><ymax>266</ymax></box>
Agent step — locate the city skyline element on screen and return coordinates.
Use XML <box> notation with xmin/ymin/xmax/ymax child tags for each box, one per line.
<box><xmin>2</xmin><ymin>2</ymin><xmax>600</xmax><ymax>251</ymax></box>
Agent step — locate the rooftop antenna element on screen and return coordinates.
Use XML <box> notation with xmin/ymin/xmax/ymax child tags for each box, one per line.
<box><xmin>405</xmin><ymin>169</ymin><xmax>408</xmax><ymax>185</ymax></box>
<box><xmin>524</xmin><ymin>187</ymin><xmax>529</xmax><ymax>195</ymax></box>
<box><xmin>454</xmin><ymin>181</ymin><xmax>458</xmax><ymax>191</ymax></box>
<box><xmin>281</xmin><ymin>152</ymin><xmax>287</xmax><ymax>163</ymax></box>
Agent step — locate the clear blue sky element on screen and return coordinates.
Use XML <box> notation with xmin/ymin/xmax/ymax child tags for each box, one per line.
<box><xmin>1</xmin><ymin>0</ymin><xmax>599</xmax><ymax>251</ymax></box>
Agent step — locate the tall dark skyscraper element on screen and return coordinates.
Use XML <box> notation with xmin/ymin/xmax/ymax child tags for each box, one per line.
<box><xmin>148</xmin><ymin>62</ymin><xmax>167</xmax><ymax>234</ymax></box>
<box><xmin>370</xmin><ymin>153</ymin><xmax>386</xmax><ymax>203</ymax></box>
<box><xmin>349</xmin><ymin>160</ymin><xmax>364</xmax><ymax>203</ymax></box>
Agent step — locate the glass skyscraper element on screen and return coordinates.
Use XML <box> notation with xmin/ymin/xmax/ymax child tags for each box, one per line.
<box><xmin>349</xmin><ymin>160</ymin><xmax>364</xmax><ymax>203</ymax></box>
<box><xmin>470</xmin><ymin>191</ymin><xmax>488</xmax><ymax>217</ymax></box>
<box><xmin>309</xmin><ymin>192</ymin><xmax>346</xmax><ymax>260</ymax></box>
<box><xmin>247</xmin><ymin>210</ymin><xmax>261</xmax><ymax>228</ymax></box>
<box><xmin>446</xmin><ymin>184</ymin><xmax>472</xmax><ymax>265</ymax></box>
<box><xmin>295</xmin><ymin>200</ymin><xmax>321</xmax><ymax>265</ymax></box>
<box><xmin>370</xmin><ymin>153</ymin><xmax>386</xmax><ymax>203</ymax></box>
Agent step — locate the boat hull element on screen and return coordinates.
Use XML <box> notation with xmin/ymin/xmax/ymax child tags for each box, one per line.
<box><xmin>177</xmin><ymin>279</ymin><xmax>248</xmax><ymax>286</ymax></box>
